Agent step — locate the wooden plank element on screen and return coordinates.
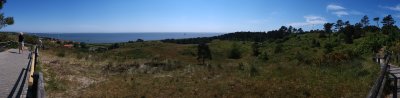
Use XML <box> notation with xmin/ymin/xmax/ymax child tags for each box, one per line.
<box><xmin>390</xmin><ymin>68</ymin><xmax>400</xmax><ymax>71</ymax></box>
<box><xmin>28</xmin><ymin>48</ymin><xmax>35</xmax><ymax>86</ymax></box>
<box><xmin>389</xmin><ymin>73</ymin><xmax>400</xmax><ymax>78</ymax></box>
<box><xmin>390</xmin><ymin>70</ymin><xmax>400</xmax><ymax>74</ymax></box>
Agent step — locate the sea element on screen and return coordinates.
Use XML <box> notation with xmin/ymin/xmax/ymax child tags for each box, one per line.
<box><xmin>32</xmin><ymin>32</ymin><xmax>224</xmax><ymax>43</ymax></box>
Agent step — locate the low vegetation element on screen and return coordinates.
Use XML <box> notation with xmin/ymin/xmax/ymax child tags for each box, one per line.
<box><xmin>40</xmin><ymin>31</ymin><xmax>385</xmax><ymax>97</ymax></box>
<box><xmin>0</xmin><ymin>14</ymin><xmax>393</xmax><ymax>97</ymax></box>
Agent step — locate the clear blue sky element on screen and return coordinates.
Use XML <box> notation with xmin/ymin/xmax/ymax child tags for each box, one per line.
<box><xmin>1</xmin><ymin>0</ymin><xmax>400</xmax><ymax>33</ymax></box>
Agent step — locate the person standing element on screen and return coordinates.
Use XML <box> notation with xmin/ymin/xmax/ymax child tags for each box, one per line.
<box><xmin>18</xmin><ymin>32</ymin><xmax>24</xmax><ymax>54</ymax></box>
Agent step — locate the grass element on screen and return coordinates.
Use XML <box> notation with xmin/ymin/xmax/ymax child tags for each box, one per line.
<box><xmin>40</xmin><ymin>32</ymin><xmax>381</xmax><ymax>97</ymax></box>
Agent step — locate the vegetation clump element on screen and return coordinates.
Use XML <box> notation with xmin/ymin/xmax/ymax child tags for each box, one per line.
<box><xmin>228</xmin><ymin>42</ymin><xmax>242</xmax><ymax>59</ymax></box>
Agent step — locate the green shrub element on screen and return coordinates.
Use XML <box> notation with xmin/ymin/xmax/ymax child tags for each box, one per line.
<box><xmin>250</xmin><ymin>65</ymin><xmax>259</xmax><ymax>77</ymax></box>
<box><xmin>252</xmin><ymin>42</ymin><xmax>261</xmax><ymax>56</ymax></box>
<box><xmin>258</xmin><ymin>51</ymin><xmax>269</xmax><ymax>61</ymax></box>
<box><xmin>80</xmin><ymin>42</ymin><xmax>88</xmax><ymax>49</ymax></box>
<box><xmin>311</xmin><ymin>39</ymin><xmax>320</xmax><ymax>47</ymax></box>
<box><xmin>136</xmin><ymin>39</ymin><xmax>144</xmax><ymax>42</ymax></box>
<box><xmin>295</xmin><ymin>51</ymin><xmax>305</xmax><ymax>63</ymax></box>
<box><xmin>57</xmin><ymin>51</ymin><xmax>66</xmax><ymax>57</ymax></box>
<box><xmin>274</xmin><ymin>44</ymin><xmax>283</xmax><ymax>53</ymax></box>
<box><xmin>179</xmin><ymin>48</ymin><xmax>196</xmax><ymax>56</ymax></box>
<box><xmin>238</xmin><ymin>63</ymin><xmax>245</xmax><ymax>70</ymax></box>
<box><xmin>108</xmin><ymin>43</ymin><xmax>120</xmax><ymax>49</ymax></box>
<box><xmin>228</xmin><ymin>43</ymin><xmax>242</xmax><ymax>59</ymax></box>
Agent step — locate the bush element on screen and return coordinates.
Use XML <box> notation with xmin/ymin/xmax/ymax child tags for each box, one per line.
<box><xmin>179</xmin><ymin>48</ymin><xmax>196</xmax><ymax>56</ymax></box>
<box><xmin>324</xmin><ymin>43</ymin><xmax>334</xmax><ymax>53</ymax></box>
<box><xmin>295</xmin><ymin>51</ymin><xmax>305</xmax><ymax>63</ymax></box>
<box><xmin>250</xmin><ymin>65</ymin><xmax>259</xmax><ymax>77</ymax></box>
<box><xmin>274</xmin><ymin>44</ymin><xmax>283</xmax><ymax>53</ymax></box>
<box><xmin>24</xmin><ymin>35</ymin><xmax>39</xmax><ymax>44</ymax></box>
<box><xmin>80</xmin><ymin>42</ymin><xmax>88</xmax><ymax>49</ymax></box>
<box><xmin>238</xmin><ymin>63</ymin><xmax>245</xmax><ymax>70</ymax></box>
<box><xmin>311</xmin><ymin>39</ymin><xmax>320</xmax><ymax>47</ymax></box>
<box><xmin>57</xmin><ymin>51</ymin><xmax>66</xmax><ymax>57</ymax></box>
<box><xmin>252</xmin><ymin>42</ymin><xmax>261</xmax><ymax>56</ymax></box>
<box><xmin>109</xmin><ymin>43</ymin><xmax>120</xmax><ymax>49</ymax></box>
<box><xmin>136</xmin><ymin>39</ymin><xmax>144</xmax><ymax>42</ymax></box>
<box><xmin>228</xmin><ymin>43</ymin><xmax>242</xmax><ymax>59</ymax></box>
<box><xmin>258</xmin><ymin>51</ymin><xmax>269</xmax><ymax>61</ymax></box>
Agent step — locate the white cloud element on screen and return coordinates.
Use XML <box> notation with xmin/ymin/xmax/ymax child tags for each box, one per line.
<box><xmin>327</xmin><ymin>4</ymin><xmax>346</xmax><ymax>11</ymax></box>
<box><xmin>287</xmin><ymin>15</ymin><xmax>327</xmax><ymax>27</ymax></box>
<box><xmin>383</xmin><ymin>4</ymin><xmax>400</xmax><ymax>11</ymax></box>
<box><xmin>332</xmin><ymin>11</ymin><xmax>349</xmax><ymax>17</ymax></box>
<box><xmin>326</xmin><ymin>4</ymin><xmax>359</xmax><ymax>17</ymax></box>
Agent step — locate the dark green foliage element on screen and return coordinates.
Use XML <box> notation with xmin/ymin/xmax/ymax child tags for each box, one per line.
<box><xmin>311</xmin><ymin>39</ymin><xmax>320</xmax><ymax>47</ymax></box>
<box><xmin>252</xmin><ymin>42</ymin><xmax>261</xmax><ymax>56</ymax></box>
<box><xmin>162</xmin><ymin>32</ymin><xmax>268</xmax><ymax>44</ymax></box>
<box><xmin>389</xmin><ymin>26</ymin><xmax>400</xmax><ymax>41</ymax></box>
<box><xmin>355</xmin><ymin>34</ymin><xmax>387</xmax><ymax>54</ymax></box>
<box><xmin>324</xmin><ymin>42</ymin><xmax>335</xmax><ymax>53</ymax></box>
<box><xmin>162</xmin><ymin>26</ymin><xmax>302</xmax><ymax>44</ymax></box>
<box><xmin>197</xmin><ymin>43</ymin><xmax>212</xmax><ymax>64</ymax></box>
<box><xmin>363</xmin><ymin>26</ymin><xmax>380</xmax><ymax>32</ymax></box>
<box><xmin>238</xmin><ymin>63</ymin><xmax>245</xmax><ymax>70</ymax></box>
<box><xmin>297</xmin><ymin>28</ymin><xmax>304</xmax><ymax>33</ymax></box>
<box><xmin>80</xmin><ymin>42</ymin><xmax>88</xmax><ymax>49</ymax></box>
<box><xmin>0</xmin><ymin>0</ymin><xmax>13</xmax><ymax>29</ymax></box>
<box><xmin>353</xmin><ymin>23</ymin><xmax>363</xmax><ymax>39</ymax></box>
<box><xmin>343</xmin><ymin>24</ymin><xmax>354</xmax><ymax>44</ymax></box>
<box><xmin>0</xmin><ymin>32</ymin><xmax>14</xmax><ymax>42</ymax></box>
<box><xmin>295</xmin><ymin>51</ymin><xmax>305</xmax><ymax>63</ymax></box>
<box><xmin>73</xmin><ymin>43</ymin><xmax>80</xmax><ymax>48</ymax></box>
<box><xmin>24</xmin><ymin>34</ymin><xmax>39</xmax><ymax>44</ymax></box>
<box><xmin>323</xmin><ymin>23</ymin><xmax>334</xmax><ymax>38</ymax></box>
<box><xmin>373</xmin><ymin>17</ymin><xmax>380</xmax><ymax>27</ymax></box>
<box><xmin>360</xmin><ymin>15</ymin><xmax>369</xmax><ymax>27</ymax></box>
<box><xmin>258</xmin><ymin>51</ymin><xmax>269</xmax><ymax>61</ymax></box>
<box><xmin>335</xmin><ymin>20</ymin><xmax>344</xmax><ymax>32</ymax></box>
<box><xmin>109</xmin><ymin>43</ymin><xmax>120</xmax><ymax>49</ymax></box>
<box><xmin>125</xmin><ymin>48</ymin><xmax>151</xmax><ymax>59</ymax></box>
<box><xmin>382</xmin><ymin>15</ymin><xmax>395</xmax><ymax>27</ymax></box>
<box><xmin>250</xmin><ymin>65</ymin><xmax>259</xmax><ymax>77</ymax></box>
<box><xmin>136</xmin><ymin>39</ymin><xmax>144</xmax><ymax>42</ymax></box>
<box><xmin>382</xmin><ymin>25</ymin><xmax>396</xmax><ymax>35</ymax></box>
<box><xmin>179</xmin><ymin>48</ymin><xmax>196</xmax><ymax>56</ymax></box>
<box><xmin>229</xmin><ymin>43</ymin><xmax>242</xmax><ymax>59</ymax></box>
<box><xmin>382</xmin><ymin>25</ymin><xmax>400</xmax><ymax>41</ymax></box>
<box><xmin>274</xmin><ymin>44</ymin><xmax>283</xmax><ymax>53</ymax></box>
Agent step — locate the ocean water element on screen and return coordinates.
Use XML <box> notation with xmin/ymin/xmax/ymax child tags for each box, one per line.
<box><xmin>32</xmin><ymin>33</ymin><xmax>224</xmax><ymax>43</ymax></box>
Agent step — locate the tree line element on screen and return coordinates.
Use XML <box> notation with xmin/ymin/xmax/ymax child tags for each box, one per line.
<box><xmin>161</xmin><ymin>26</ymin><xmax>304</xmax><ymax>44</ymax></box>
<box><xmin>193</xmin><ymin>14</ymin><xmax>399</xmax><ymax>64</ymax></box>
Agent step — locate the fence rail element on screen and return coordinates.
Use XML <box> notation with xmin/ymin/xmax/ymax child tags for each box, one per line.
<box><xmin>367</xmin><ymin>53</ymin><xmax>391</xmax><ymax>98</ymax></box>
<box><xmin>27</xmin><ymin>45</ymin><xmax>45</xmax><ymax>98</ymax></box>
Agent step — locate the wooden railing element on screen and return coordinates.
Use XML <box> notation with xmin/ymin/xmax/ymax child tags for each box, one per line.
<box><xmin>27</xmin><ymin>46</ymin><xmax>46</xmax><ymax>98</ymax></box>
<box><xmin>367</xmin><ymin>53</ymin><xmax>391</xmax><ymax>98</ymax></box>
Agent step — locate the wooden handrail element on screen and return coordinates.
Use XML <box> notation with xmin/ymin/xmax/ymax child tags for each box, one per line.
<box><xmin>367</xmin><ymin>53</ymin><xmax>391</xmax><ymax>98</ymax></box>
<box><xmin>26</xmin><ymin>45</ymin><xmax>45</xmax><ymax>98</ymax></box>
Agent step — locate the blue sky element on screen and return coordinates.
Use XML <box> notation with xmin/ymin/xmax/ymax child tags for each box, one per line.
<box><xmin>1</xmin><ymin>0</ymin><xmax>400</xmax><ymax>33</ymax></box>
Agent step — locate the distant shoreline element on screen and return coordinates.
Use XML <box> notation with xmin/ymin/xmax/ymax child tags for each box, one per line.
<box><xmin>31</xmin><ymin>32</ymin><xmax>225</xmax><ymax>44</ymax></box>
